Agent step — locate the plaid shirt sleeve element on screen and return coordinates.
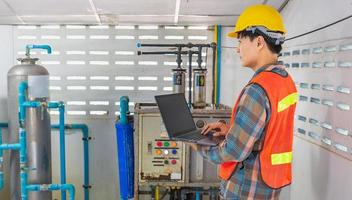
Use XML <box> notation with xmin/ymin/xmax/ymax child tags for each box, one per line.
<box><xmin>198</xmin><ymin>83</ymin><xmax>270</xmax><ymax>164</ymax></box>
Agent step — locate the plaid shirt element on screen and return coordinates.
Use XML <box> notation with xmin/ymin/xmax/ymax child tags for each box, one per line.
<box><xmin>199</xmin><ymin>66</ymin><xmax>287</xmax><ymax>200</ymax></box>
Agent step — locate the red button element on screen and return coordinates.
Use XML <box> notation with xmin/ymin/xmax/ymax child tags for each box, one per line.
<box><xmin>171</xmin><ymin>159</ymin><xmax>177</xmax><ymax>165</ymax></box>
<box><xmin>156</xmin><ymin>141</ymin><xmax>163</xmax><ymax>147</ymax></box>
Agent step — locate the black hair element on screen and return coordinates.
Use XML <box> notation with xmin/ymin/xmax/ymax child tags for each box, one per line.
<box><xmin>238</xmin><ymin>30</ymin><xmax>283</xmax><ymax>54</ymax></box>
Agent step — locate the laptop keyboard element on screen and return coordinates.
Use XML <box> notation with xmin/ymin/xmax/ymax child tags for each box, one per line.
<box><xmin>181</xmin><ymin>130</ymin><xmax>207</xmax><ymax>141</ymax></box>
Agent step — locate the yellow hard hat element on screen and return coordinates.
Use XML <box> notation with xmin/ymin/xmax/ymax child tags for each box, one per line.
<box><xmin>228</xmin><ymin>4</ymin><xmax>286</xmax><ymax>38</ymax></box>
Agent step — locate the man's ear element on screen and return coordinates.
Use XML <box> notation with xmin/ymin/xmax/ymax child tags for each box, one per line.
<box><xmin>257</xmin><ymin>36</ymin><xmax>265</xmax><ymax>50</ymax></box>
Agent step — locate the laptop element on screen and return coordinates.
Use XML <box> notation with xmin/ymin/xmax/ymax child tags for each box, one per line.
<box><xmin>155</xmin><ymin>93</ymin><xmax>224</xmax><ymax>146</ymax></box>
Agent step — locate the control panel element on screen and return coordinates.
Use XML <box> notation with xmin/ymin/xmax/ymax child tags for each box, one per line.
<box><xmin>138</xmin><ymin>114</ymin><xmax>185</xmax><ymax>182</ymax></box>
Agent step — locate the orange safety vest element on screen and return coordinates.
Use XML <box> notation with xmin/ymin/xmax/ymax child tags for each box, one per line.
<box><xmin>219</xmin><ymin>66</ymin><xmax>297</xmax><ymax>189</ymax></box>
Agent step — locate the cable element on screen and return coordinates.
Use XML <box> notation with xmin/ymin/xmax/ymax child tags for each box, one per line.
<box><xmin>285</xmin><ymin>14</ymin><xmax>352</xmax><ymax>41</ymax></box>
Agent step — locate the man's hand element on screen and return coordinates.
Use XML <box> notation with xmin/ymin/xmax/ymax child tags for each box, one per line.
<box><xmin>201</xmin><ymin>122</ymin><xmax>229</xmax><ymax>137</ymax></box>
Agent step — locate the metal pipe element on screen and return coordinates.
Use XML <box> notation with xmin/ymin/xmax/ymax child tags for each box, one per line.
<box><xmin>137</xmin><ymin>50</ymin><xmax>195</xmax><ymax>55</ymax></box>
<box><xmin>197</xmin><ymin>46</ymin><xmax>203</xmax><ymax>68</ymax></box>
<box><xmin>137</xmin><ymin>42</ymin><xmax>213</xmax><ymax>48</ymax></box>
<box><xmin>188</xmin><ymin>50</ymin><xmax>193</xmax><ymax>107</ymax></box>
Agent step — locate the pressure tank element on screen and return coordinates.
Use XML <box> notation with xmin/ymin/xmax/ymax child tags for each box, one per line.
<box><xmin>172</xmin><ymin>68</ymin><xmax>186</xmax><ymax>94</ymax></box>
<box><xmin>7</xmin><ymin>45</ymin><xmax>52</xmax><ymax>200</ymax></box>
<box><xmin>192</xmin><ymin>68</ymin><xmax>207</xmax><ymax>108</ymax></box>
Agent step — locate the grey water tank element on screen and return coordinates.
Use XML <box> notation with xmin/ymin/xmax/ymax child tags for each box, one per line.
<box><xmin>7</xmin><ymin>57</ymin><xmax>52</xmax><ymax>200</ymax></box>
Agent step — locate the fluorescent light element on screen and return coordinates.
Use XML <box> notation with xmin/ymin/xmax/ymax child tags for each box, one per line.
<box><xmin>174</xmin><ymin>0</ymin><xmax>181</xmax><ymax>23</ymax></box>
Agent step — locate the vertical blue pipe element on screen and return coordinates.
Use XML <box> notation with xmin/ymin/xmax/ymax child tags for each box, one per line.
<box><xmin>0</xmin><ymin>128</ymin><xmax>3</xmax><ymax>190</ymax></box>
<box><xmin>59</xmin><ymin>103</ymin><xmax>67</xmax><ymax>200</ymax></box>
<box><xmin>19</xmin><ymin>128</ymin><xmax>28</xmax><ymax>200</ymax></box>
<box><xmin>216</xmin><ymin>25</ymin><xmax>222</xmax><ymax>106</ymax></box>
<box><xmin>18</xmin><ymin>82</ymin><xmax>28</xmax><ymax>123</ymax></box>
<box><xmin>51</xmin><ymin>124</ymin><xmax>90</xmax><ymax>200</ymax></box>
<box><xmin>119</xmin><ymin>97</ymin><xmax>129</xmax><ymax>125</ymax></box>
<box><xmin>81</xmin><ymin>125</ymin><xmax>90</xmax><ymax>200</ymax></box>
<box><xmin>195</xmin><ymin>191</ymin><xmax>201</xmax><ymax>200</ymax></box>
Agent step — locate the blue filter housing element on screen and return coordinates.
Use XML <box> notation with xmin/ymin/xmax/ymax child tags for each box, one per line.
<box><xmin>115</xmin><ymin>96</ymin><xmax>134</xmax><ymax>200</ymax></box>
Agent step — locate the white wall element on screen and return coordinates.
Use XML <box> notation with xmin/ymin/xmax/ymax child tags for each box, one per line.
<box><xmin>0</xmin><ymin>26</ymin><xmax>13</xmax><ymax>200</ymax></box>
<box><xmin>0</xmin><ymin>26</ymin><xmax>14</xmax><ymax>121</ymax></box>
<box><xmin>219</xmin><ymin>0</ymin><xmax>352</xmax><ymax>199</ymax></box>
<box><xmin>281</xmin><ymin>0</ymin><xmax>352</xmax><ymax>199</ymax></box>
<box><xmin>219</xmin><ymin>27</ymin><xmax>253</xmax><ymax>107</ymax></box>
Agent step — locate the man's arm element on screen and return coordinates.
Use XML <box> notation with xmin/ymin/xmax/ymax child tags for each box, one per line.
<box><xmin>198</xmin><ymin>83</ymin><xmax>270</xmax><ymax>164</ymax></box>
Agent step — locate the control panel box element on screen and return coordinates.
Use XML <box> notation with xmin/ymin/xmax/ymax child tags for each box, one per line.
<box><xmin>134</xmin><ymin>103</ymin><xmax>231</xmax><ymax>189</ymax></box>
<box><xmin>138</xmin><ymin>113</ymin><xmax>186</xmax><ymax>183</ymax></box>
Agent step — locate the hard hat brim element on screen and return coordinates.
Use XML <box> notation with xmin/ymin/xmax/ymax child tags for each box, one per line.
<box><xmin>227</xmin><ymin>31</ymin><xmax>237</xmax><ymax>38</ymax></box>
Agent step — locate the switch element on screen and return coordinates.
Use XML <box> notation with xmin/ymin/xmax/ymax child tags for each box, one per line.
<box><xmin>164</xmin><ymin>141</ymin><xmax>170</xmax><ymax>147</ymax></box>
<box><xmin>163</xmin><ymin>150</ymin><xmax>169</xmax><ymax>155</ymax></box>
<box><xmin>155</xmin><ymin>150</ymin><xmax>162</xmax><ymax>155</ymax></box>
<box><xmin>156</xmin><ymin>141</ymin><xmax>163</xmax><ymax>147</ymax></box>
<box><xmin>164</xmin><ymin>160</ymin><xmax>169</xmax><ymax>165</ymax></box>
<box><xmin>171</xmin><ymin>159</ymin><xmax>177</xmax><ymax>165</ymax></box>
<box><xmin>171</xmin><ymin>142</ymin><xmax>177</xmax><ymax>147</ymax></box>
<box><xmin>172</xmin><ymin>149</ymin><xmax>177</xmax><ymax>155</ymax></box>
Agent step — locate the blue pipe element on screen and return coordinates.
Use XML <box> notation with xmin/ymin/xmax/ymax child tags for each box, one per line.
<box><xmin>27</xmin><ymin>183</ymin><xmax>75</xmax><ymax>200</ymax></box>
<box><xmin>0</xmin><ymin>143</ymin><xmax>21</xmax><ymax>150</ymax></box>
<box><xmin>195</xmin><ymin>191</ymin><xmax>201</xmax><ymax>200</ymax></box>
<box><xmin>51</xmin><ymin>124</ymin><xmax>90</xmax><ymax>200</ymax></box>
<box><xmin>48</xmin><ymin>101</ymin><xmax>60</xmax><ymax>109</ymax></box>
<box><xmin>17</xmin><ymin>81</ymin><xmax>75</xmax><ymax>199</ymax></box>
<box><xmin>22</xmin><ymin>101</ymin><xmax>41</xmax><ymax>108</ymax></box>
<box><xmin>0</xmin><ymin>172</ymin><xmax>3</xmax><ymax>190</ymax></box>
<box><xmin>1</xmin><ymin>122</ymin><xmax>89</xmax><ymax>200</ymax></box>
<box><xmin>216</xmin><ymin>25</ymin><xmax>222</xmax><ymax>107</ymax></box>
<box><xmin>0</xmin><ymin>128</ymin><xmax>4</xmax><ymax>190</ymax></box>
<box><xmin>119</xmin><ymin>96</ymin><xmax>129</xmax><ymax>125</ymax></box>
<box><xmin>26</xmin><ymin>44</ymin><xmax>52</xmax><ymax>56</ymax></box>
<box><xmin>58</xmin><ymin>103</ymin><xmax>67</xmax><ymax>200</ymax></box>
<box><xmin>18</xmin><ymin>82</ymin><xmax>28</xmax><ymax>123</ymax></box>
<box><xmin>48</xmin><ymin>99</ymin><xmax>69</xmax><ymax>199</ymax></box>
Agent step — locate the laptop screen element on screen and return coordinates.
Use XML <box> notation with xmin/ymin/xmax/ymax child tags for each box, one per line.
<box><xmin>155</xmin><ymin>93</ymin><xmax>196</xmax><ymax>137</ymax></box>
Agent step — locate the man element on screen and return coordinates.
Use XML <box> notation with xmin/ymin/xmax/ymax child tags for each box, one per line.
<box><xmin>188</xmin><ymin>4</ymin><xmax>297</xmax><ymax>200</ymax></box>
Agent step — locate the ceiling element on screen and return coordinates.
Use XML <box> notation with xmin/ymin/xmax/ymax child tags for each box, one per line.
<box><xmin>0</xmin><ymin>0</ymin><xmax>289</xmax><ymax>25</ymax></box>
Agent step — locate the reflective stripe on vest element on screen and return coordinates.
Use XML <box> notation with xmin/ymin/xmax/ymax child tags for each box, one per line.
<box><xmin>271</xmin><ymin>152</ymin><xmax>292</xmax><ymax>165</ymax></box>
<box><xmin>277</xmin><ymin>93</ymin><xmax>298</xmax><ymax>112</ymax></box>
